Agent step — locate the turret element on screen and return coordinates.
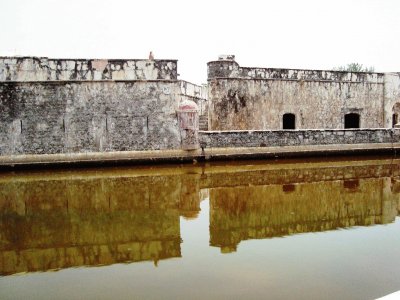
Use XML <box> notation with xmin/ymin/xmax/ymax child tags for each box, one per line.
<box><xmin>207</xmin><ymin>55</ymin><xmax>240</xmax><ymax>80</ymax></box>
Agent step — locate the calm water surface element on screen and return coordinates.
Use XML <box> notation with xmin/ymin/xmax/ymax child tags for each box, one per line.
<box><xmin>1</xmin><ymin>157</ymin><xmax>400</xmax><ymax>299</ymax></box>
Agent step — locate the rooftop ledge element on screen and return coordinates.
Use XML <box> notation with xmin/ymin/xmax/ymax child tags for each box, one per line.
<box><xmin>207</xmin><ymin>60</ymin><xmax>387</xmax><ymax>75</ymax></box>
<box><xmin>0</xmin><ymin>56</ymin><xmax>178</xmax><ymax>62</ymax></box>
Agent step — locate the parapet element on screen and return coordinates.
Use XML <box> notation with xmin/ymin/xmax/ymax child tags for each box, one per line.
<box><xmin>0</xmin><ymin>56</ymin><xmax>178</xmax><ymax>81</ymax></box>
<box><xmin>208</xmin><ymin>55</ymin><xmax>385</xmax><ymax>83</ymax></box>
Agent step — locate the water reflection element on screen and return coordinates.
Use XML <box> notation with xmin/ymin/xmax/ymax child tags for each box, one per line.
<box><xmin>0</xmin><ymin>172</ymin><xmax>203</xmax><ymax>275</ymax></box>
<box><xmin>210</xmin><ymin>177</ymin><xmax>398</xmax><ymax>253</ymax></box>
<box><xmin>0</xmin><ymin>158</ymin><xmax>399</xmax><ymax>275</ymax></box>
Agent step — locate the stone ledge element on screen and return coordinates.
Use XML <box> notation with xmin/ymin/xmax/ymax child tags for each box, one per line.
<box><xmin>1</xmin><ymin>143</ymin><xmax>400</xmax><ymax>169</ymax></box>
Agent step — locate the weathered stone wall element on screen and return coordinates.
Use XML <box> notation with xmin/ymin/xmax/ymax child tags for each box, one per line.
<box><xmin>207</xmin><ymin>59</ymin><xmax>400</xmax><ymax>130</ymax></box>
<box><xmin>0</xmin><ymin>57</ymin><xmax>178</xmax><ymax>81</ymax></box>
<box><xmin>0</xmin><ymin>80</ymin><xmax>183</xmax><ymax>155</ymax></box>
<box><xmin>1</xmin><ymin>55</ymin><xmax>399</xmax><ymax>160</ymax></box>
<box><xmin>208</xmin><ymin>79</ymin><xmax>384</xmax><ymax>130</ymax></box>
<box><xmin>180</xmin><ymin>80</ymin><xmax>208</xmax><ymax>113</ymax></box>
<box><xmin>200</xmin><ymin>128</ymin><xmax>400</xmax><ymax>148</ymax></box>
<box><xmin>384</xmin><ymin>73</ymin><xmax>400</xmax><ymax>127</ymax></box>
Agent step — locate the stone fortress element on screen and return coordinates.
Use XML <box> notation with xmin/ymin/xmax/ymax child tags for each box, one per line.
<box><xmin>208</xmin><ymin>55</ymin><xmax>400</xmax><ymax>130</ymax></box>
<box><xmin>0</xmin><ymin>54</ymin><xmax>400</xmax><ymax>166</ymax></box>
<box><xmin>0</xmin><ymin>56</ymin><xmax>206</xmax><ymax>155</ymax></box>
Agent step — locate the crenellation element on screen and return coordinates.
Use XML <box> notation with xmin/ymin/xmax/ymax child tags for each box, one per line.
<box><xmin>0</xmin><ymin>57</ymin><xmax>178</xmax><ymax>81</ymax></box>
<box><xmin>208</xmin><ymin>59</ymin><xmax>385</xmax><ymax>83</ymax></box>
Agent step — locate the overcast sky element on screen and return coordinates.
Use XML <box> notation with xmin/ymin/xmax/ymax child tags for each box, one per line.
<box><xmin>1</xmin><ymin>0</ymin><xmax>399</xmax><ymax>84</ymax></box>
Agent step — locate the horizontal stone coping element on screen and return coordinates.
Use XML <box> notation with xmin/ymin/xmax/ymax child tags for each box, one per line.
<box><xmin>239</xmin><ymin>67</ymin><xmax>383</xmax><ymax>76</ymax></box>
<box><xmin>200</xmin><ymin>128</ymin><xmax>398</xmax><ymax>134</ymax></box>
<box><xmin>203</xmin><ymin>143</ymin><xmax>398</xmax><ymax>154</ymax></box>
<box><xmin>207</xmin><ymin>61</ymin><xmax>385</xmax><ymax>76</ymax></box>
<box><xmin>1</xmin><ymin>80</ymin><xmax>205</xmax><ymax>90</ymax></box>
<box><xmin>1</xmin><ymin>143</ymin><xmax>400</xmax><ymax>168</ymax></box>
<box><xmin>0</xmin><ymin>57</ymin><xmax>178</xmax><ymax>62</ymax></box>
<box><xmin>0</xmin><ymin>149</ymin><xmax>198</xmax><ymax>166</ymax></box>
<box><xmin>0</xmin><ymin>79</ymin><xmax>181</xmax><ymax>84</ymax></box>
<box><xmin>207</xmin><ymin>77</ymin><xmax>384</xmax><ymax>84</ymax></box>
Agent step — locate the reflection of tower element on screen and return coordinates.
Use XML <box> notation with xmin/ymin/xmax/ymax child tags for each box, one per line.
<box><xmin>382</xmin><ymin>177</ymin><xmax>400</xmax><ymax>223</ymax></box>
<box><xmin>179</xmin><ymin>174</ymin><xmax>202</xmax><ymax>220</ymax></box>
<box><xmin>390</xmin><ymin>178</ymin><xmax>400</xmax><ymax>215</ymax></box>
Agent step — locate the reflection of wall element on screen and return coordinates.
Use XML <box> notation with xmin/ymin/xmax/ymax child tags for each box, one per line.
<box><xmin>202</xmin><ymin>161</ymin><xmax>400</xmax><ymax>189</ymax></box>
<box><xmin>210</xmin><ymin>177</ymin><xmax>398</xmax><ymax>253</ymax></box>
<box><xmin>0</xmin><ymin>173</ymin><xmax>202</xmax><ymax>275</ymax></box>
<box><xmin>0</xmin><ymin>211</ymin><xmax>180</xmax><ymax>275</ymax></box>
<box><xmin>0</xmin><ymin>159</ymin><xmax>399</xmax><ymax>272</ymax></box>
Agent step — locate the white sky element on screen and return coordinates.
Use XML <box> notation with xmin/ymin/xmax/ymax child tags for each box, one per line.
<box><xmin>0</xmin><ymin>0</ymin><xmax>399</xmax><ymax>84</ymax></box>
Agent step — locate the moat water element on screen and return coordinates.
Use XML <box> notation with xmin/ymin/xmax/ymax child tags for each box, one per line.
<box><xmin>1</xmin><ymin>157</ymin><xmax>400</xmax><ymax>300</ymax></box>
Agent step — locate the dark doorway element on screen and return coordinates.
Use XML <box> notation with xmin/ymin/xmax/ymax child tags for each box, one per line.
<box><xmin>344</xmin><ymin>113</ymin><xmax>360</xmax><ymax>129</ymax></box>
<box><xmin>283</xmin><ymin>113</ymin><xmax>295</xmax><ymax>129</ymax></box>
<box><xmin>393</xmin><ymin>114</ymin><xmax>398</xmax><ymax>128</ymax></box>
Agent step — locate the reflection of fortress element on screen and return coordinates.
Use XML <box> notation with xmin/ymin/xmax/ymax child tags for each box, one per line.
<box><xmin>0</xmin><ymin>173</ymin><xmax>201</xmax><ymax>275</ymax></box>
<box><xmin>210</xmin><ymin>177</ymin><xmax>398</xmax><ymax>253</ymax></box>
<box><xmin>0</xmin><ymin>158</ymin><xmax>399</xmax><ymax>274</ymax></box>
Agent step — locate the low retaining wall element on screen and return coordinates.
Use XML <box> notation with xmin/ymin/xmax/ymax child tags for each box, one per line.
<box><xmin>1</xmin><ymin>129</ymin><xmax>400</xmax><ymax>168</ymax></box>
<box><xmin>199</xmin><ymin>128</ymin><xmax>400</xmax><ymax>148</ymax></box>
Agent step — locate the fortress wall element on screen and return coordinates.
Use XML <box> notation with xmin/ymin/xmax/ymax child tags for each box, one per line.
<box><xmin>207</xmin><ymin>59</ymin><xmax>394</xmax><ymax>131</ymax></box>
<box><xmin>384</xmin><ymin>73</ymin><xmax>400</xmax><ymax>127</ymax></box>
<box><xmin>200</xmin><ymin>128</ymin><xmax>400</xmax><ymax>148</ymax></box>
<box><xmin>180</xmin><ymin>80</ymin><xmax>208</xmax><ymax>116</ymax></box>
<box><xmin>208</xmin><ymin>78</ymin><xmax>384</xmax><ymax>130</ymax></box>
<box><xmin>0</xmin><ymin>57</ymin><xmax>178</xmax><ymax>81</ymax></box>
<box><xmin>0</xmin><ymin>80</ymin><xmax>182</xmax><ymax>155</ymax></box>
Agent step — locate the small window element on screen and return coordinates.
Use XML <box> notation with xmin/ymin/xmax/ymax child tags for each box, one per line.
<box><xmin>283</xmin><ymin>113</ymin><xmax>295</xmax><ymax>129</ymax></box>
<box><xmin>282</xmin><ymin>184</ymin><xmax>296</xmax><ymax>193</ymax></box>
<box><xmin>344</xmin><ymin>113</ymin><xmax>360</xmax><ymax>129</ymax></box>
<box><xmin>393</xmin><ymin>114</ymin><xmax>398</xmax><ymax>128</ymax></box>
<box><xmin>343</xmin><ymin>179</ymin><xmax>359</xmax><ymax>190</ymax></box>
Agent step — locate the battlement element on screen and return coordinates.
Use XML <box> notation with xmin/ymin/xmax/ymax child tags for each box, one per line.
<box><xmin>208</xmin><ymin>56</ymin><xmax>385</xmax><ymax>83</ymax></box>
<box><xmin>0</xmin><ymin>56</ymin><xmax>178</xmax><ymax>81</ymax></box>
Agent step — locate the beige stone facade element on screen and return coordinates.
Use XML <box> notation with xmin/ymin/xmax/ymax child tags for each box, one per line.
<box><xmin>208</xmin><ymin>56</ymin><xmax>400</xmax><ymax>130</ymax></box>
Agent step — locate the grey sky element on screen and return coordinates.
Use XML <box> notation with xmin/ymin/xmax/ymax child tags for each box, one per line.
<box><xmin>1</xmin><ymin>0</ymin><xmax>399</xmax><ymax>84</ymax></box>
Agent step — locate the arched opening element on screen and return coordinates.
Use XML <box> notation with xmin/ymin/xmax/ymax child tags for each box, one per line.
<box><xmin>344</xmin><ymin>113</ymin><xmax>360</xmax><ymax>129</ymax></box>
<box><xmin>392</xmin><ymin>103</ymin><xmax>400</xmax><ymax>127</ymax></box>
<box><xmin>283</xmin><ymin>113</ymin><xmax>295</xmax><ymax>129</ymax></box>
